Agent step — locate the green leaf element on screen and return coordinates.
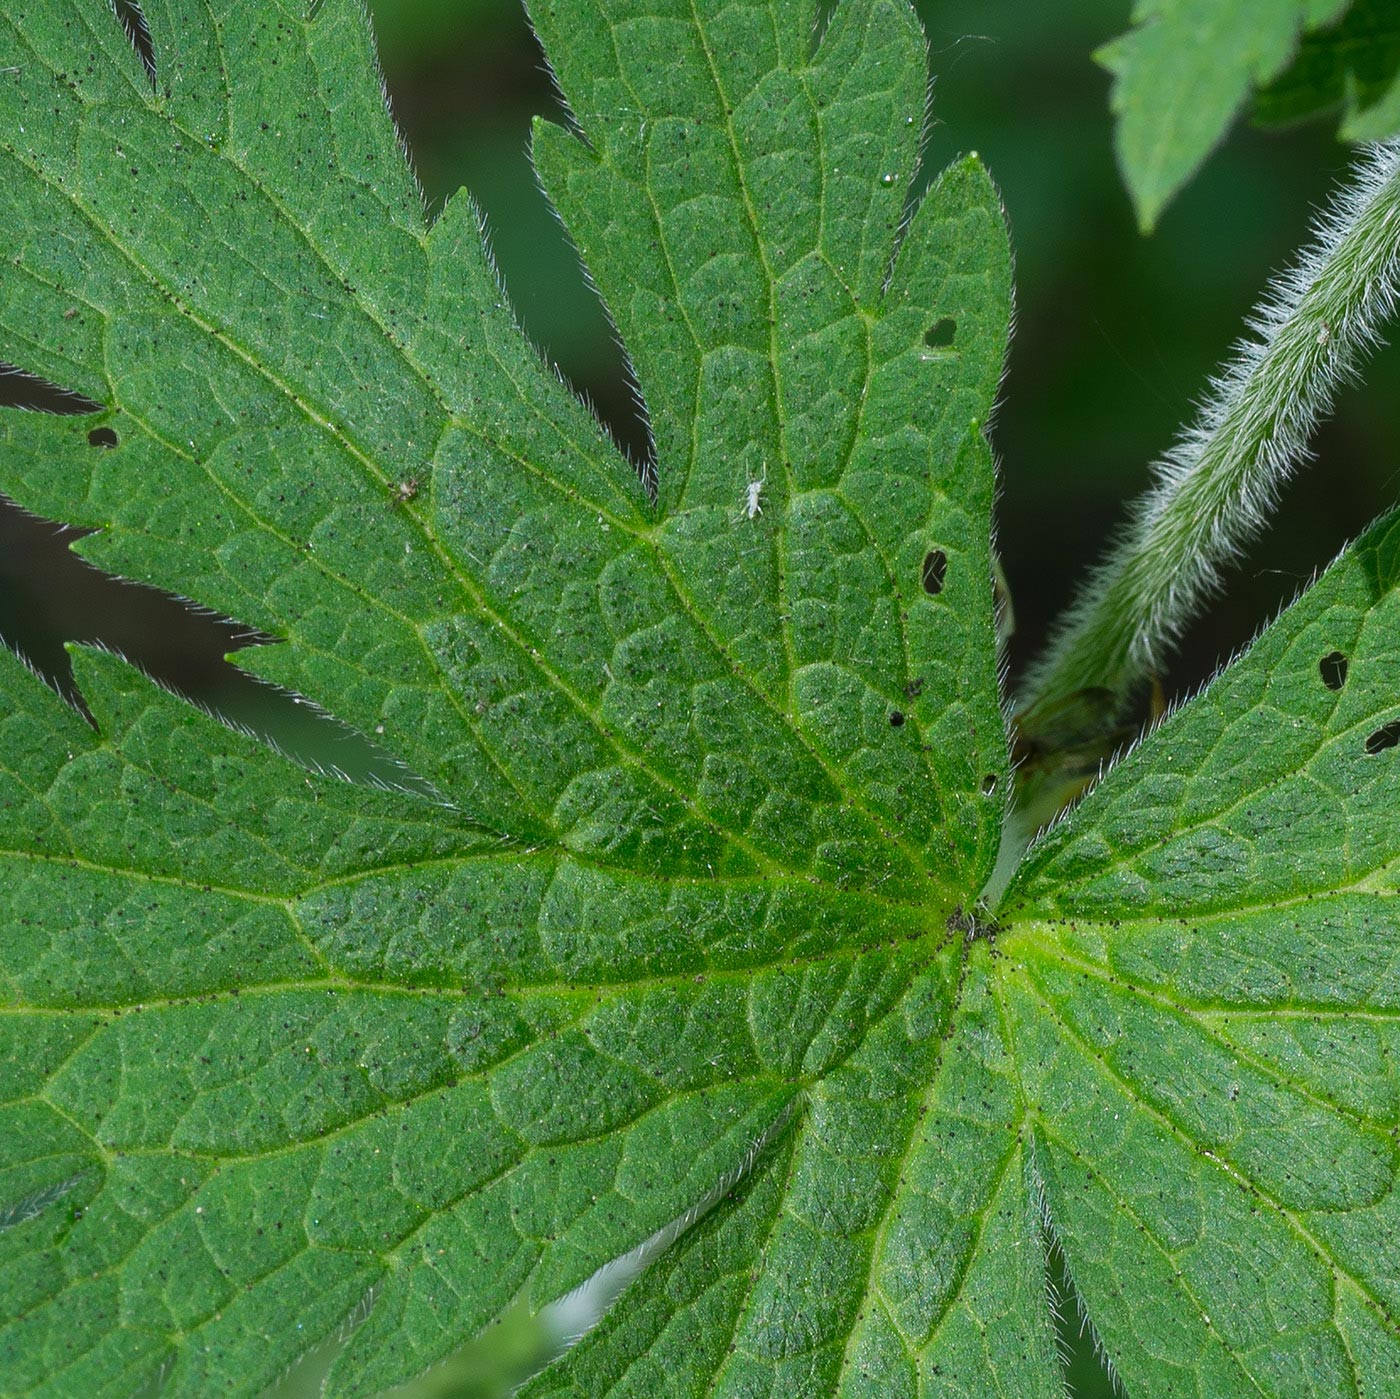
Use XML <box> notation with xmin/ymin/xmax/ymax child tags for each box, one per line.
<box><xmin>0</xmin><ymin>1</ymin><xmax>1015</xmax><ymax>1393</ymax></box>
<box><xmin>1000</xmin><ymin>509</ymin><xmax>1400</xmax><ymax>1396</ymax></box>
<box><xmin>1099</xmin><ymin>0</ymin><xmax>1353</xmax><ymax>230</ymax></box>
<box><xmin>1256</xmin><ymin>0</ymin><xmax>1400</xmax><ymax>141</ymax></box>
<box><xmin>4</xmin><ymin>3</ymin><xmax>1400</xmax><ymax>1397</ymax></box>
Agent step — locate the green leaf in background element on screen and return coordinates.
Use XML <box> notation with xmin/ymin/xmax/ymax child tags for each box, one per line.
<box><xmin>3</xmin><ymin>3</ymin><xmax>1400</xmax><ymax>1398</ymax></box>
<box><xmin>1257</xmin><ymin>0</ymin><xmax>1400</xmax><ymax>141</ymax></box>
<box><xmin>1100</xmin><ymin>0</ymin><xmax>1353</xmax><ymax>229</ymax></box>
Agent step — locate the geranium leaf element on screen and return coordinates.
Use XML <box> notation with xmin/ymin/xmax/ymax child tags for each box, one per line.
<box><xmin>1001</xmin><ymin>509</ymin><xmax>1400</xmax><ymax>1396</ymax></box>
<box><xmin>0</xmin><ymin>1</ymin><xmax>1016</xmax><ymax>1393</ymax></box>
<box><xmin>6</xmin><ymin>2</ymin><xmax>1400</xmax><ymax>1396</ymax></box>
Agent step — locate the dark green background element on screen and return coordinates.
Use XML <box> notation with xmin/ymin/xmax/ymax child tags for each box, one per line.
<box><xmin>5</xmin><ymin>2</ymin><xmax>1400</xmax><ymax>1394</ymax></box>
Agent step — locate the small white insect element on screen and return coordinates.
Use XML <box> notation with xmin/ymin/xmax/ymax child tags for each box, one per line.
<box><xmin>743</xmin><ymin>465</ymin><xmax>767</xmax><ymax>520</ymax></box>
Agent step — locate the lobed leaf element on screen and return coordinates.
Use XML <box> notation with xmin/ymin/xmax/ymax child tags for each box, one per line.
<box><xmin>0</xmin><ymin>0</ymin><xmax>1015</xmax><ymax>1392</ymax></box>
<box><xmin>1002</xmin><ymin>510</ymin><xmax>1400</xmax><ymax>1396</ymax></box>
<box><xmin>5</xmin><ymin>1</ymin><xmax>1400</xmax><ymax>1396</ymax></box>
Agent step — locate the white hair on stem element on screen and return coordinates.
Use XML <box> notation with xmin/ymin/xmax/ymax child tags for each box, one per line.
<box><xmin>1023</xmin><ymin>139</ymin><xmax>1400</xmax><ymax>714</ymax></box>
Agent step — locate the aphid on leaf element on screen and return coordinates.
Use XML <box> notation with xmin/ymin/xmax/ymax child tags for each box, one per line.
<box><xmin>390</xmin><ymin>477</ymin><xmax>422</xmax><ymax>508</ymax></box>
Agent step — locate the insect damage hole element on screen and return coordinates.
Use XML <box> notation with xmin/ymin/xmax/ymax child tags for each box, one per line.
<box><xmin>1365</xmin><ymin>721</ymin><xmax>1400</xmax><ymax>755</ymax></box>
<box><xmin>87</xmin><ymin>427</ymin><xmax>119</xmax><ymax>448</ymax></box>
<box><xmin>1319</xmin><ymin>651</ymin><xmax>1348</xmax><ymax>691</ymax></box>
<box><xmin>980</xmin><ymin>773</ymin><xmax>997</xmax><ymax>796</ymax></box>
<box><xmin>921</xmin><ymin>549</ymin><xmax>947</xmax><ymax>595</ymax></box>
<box><xmin>924</xmin><ymin>318</ymin><xmax>956</xmax><ymax>350</ymax></box>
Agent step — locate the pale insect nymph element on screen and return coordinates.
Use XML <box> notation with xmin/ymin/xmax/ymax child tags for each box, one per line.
<box><xmin>743</xmin><ymin>463</ymin><xmax>767</xmax><ymax>520</ymax></box>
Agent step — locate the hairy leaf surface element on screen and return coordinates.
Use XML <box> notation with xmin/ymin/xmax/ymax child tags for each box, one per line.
<box><xmin>1002</xmin><ymin>510</ymin><xmax>1400</xmax><ymax>1398</ymax></box>
<box><xmin>2</xmin><ymin>3</ymin><xmax>1400</xmax><ymax>1398</ymax></box>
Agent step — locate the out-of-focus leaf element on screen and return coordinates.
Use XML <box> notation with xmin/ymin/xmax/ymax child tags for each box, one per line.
<box><xmin>1099</xmin><ymin>0</ymin><xmax>1352</xmax><ymax>228</ymax></box>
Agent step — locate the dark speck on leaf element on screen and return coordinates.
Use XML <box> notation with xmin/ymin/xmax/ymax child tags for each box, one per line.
<box><xmin>947</xmin><ymin>906</ymin><xmax>1000</xmax><ymax>941</ymax></box>
<box><xmin>889</xmin><ymin>710</ymin><xmax>905</xmax><ymax>727</ymax></box>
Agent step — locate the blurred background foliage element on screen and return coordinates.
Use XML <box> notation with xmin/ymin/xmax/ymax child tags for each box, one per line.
<box><xmin>6</xmin><ymin>1</ymin><xmax>1400</xmax><ymax>1394</ymax></box>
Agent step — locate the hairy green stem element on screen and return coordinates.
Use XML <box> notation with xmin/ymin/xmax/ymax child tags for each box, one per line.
<box><xmin>1023</xmin><ymin>139</ymin><xmax>1400</xmax><ymax>714</ymax></box>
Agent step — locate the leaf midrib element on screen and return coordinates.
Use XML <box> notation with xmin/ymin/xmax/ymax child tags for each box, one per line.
<box><xmin>0</xmin><ymin>827</ymin><xmax>950</xmax><ymax>924</ymax></box>
<box><xmin>835</xmin><ymin>960</ymin><xmax>1023</xmax><ymax>1389</ymax></box>
<box><xmin>2</xmin><ymin>891</ymin><xmax>946</xmax><ymax>1015</ymax></box>
<box><xmin>1036</xmin><ymin>1110</ymin><xmax>1273</xmax><ymax>1399</ymax></box>
<box><xmin>1016</xmin><ymin>680</ymin><xmax>1400</xmax><ymax>914</ymax></box>
<box><xmin>1019</xmin><ymin>941</ymin><xmax>1398</xmax><ymax>1132</ymax></box>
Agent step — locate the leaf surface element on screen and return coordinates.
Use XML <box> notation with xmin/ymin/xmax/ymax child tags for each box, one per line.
<box><xmin>0</xmin><ymin>1</ymin><xmax>1018</xmax><ymax>1394</ymax></box>
<box><xmin>4</xmin><ymin>2</ymin><xmax>1400</xmax><ymax>1397</ymax></box>
<box><xmin>1001</xmin><ymin>510</ymin><xmax>1400</xmax><ymax>1397</ymax></box>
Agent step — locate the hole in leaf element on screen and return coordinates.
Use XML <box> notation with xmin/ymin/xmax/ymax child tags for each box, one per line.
<box><xmin>981</xmin><ymin>773</ymin><xmax>997</xmax><ymax>795</ymax></box>
<box><xmin>924</xmin><ymin>318</ymin><xmax>956</xmax><ymax>349</ymax></box>
<box><xmin>1365</xmin><ymin>721</ymin><xmax>1400</xmax><ymax>755</ymax></box>
<box><xmin>1319</xmin><ymin>650</ymin><xmax>1348</xmax><ymax>691</ymax></box>
<box><xmin>113</xmin><ymin>0</ymin><xmax>157</xmax><ymax>84</ymax></box>
<box><xmin>0</xmin><ymin>494</ymin><xmax>436</xmax><ymax>796</ymax></box>
<box><xmin>0</xmin><ymin>362</ymin><xmax>102</xmax><ymax>415</ymax></box>
<box><xmin>921</xmin><ymin>549</ymin><xmax>947</xmax><ymax>595</ymax></box>
<box><xmin>889</xmin><ymin>709</ymin><xmax>905</xmax><ymax>727</ymax></box>
<box><xmin>87</xmin><ymin>426</ymin><xmax>119</xmax><ymax>449</ymax></box>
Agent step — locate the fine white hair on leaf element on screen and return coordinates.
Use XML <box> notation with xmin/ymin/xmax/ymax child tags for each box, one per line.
<box><xmin>1030</xmin><ymin>1149</ymin><xmax>1124</xmax><ymax>1397</ymax></box>
<box><xmin>1023</xmin><ymin>139</ymin><xmax>1400</xmax><ymax>714</ymax></box>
